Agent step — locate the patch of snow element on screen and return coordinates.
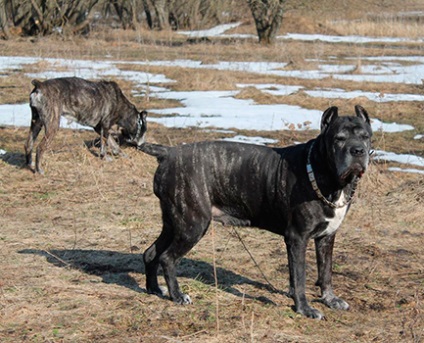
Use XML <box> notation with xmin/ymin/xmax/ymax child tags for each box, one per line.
<box><xmin>279</xmin><ymin>33</ymin><xmax>422</xmax><ymax>44</ymax></box>
<box><xmin>177</xmin><ymin>24</ymin><xmax>424</xmax><ymax>45</ymax></box>
<box><xmin>304</xmin><ymin>88</ymin><xmax>424</xmax><ymax>102</ymax></box>
<box><xmin>148</xmin><ymin>89</ymin><xmax>413</xmax><ymax>133</ymax></box>
<box><xmin>203</xmin><ymin>129</ymin><xmax>236</xmax><ymax>134</ymax></box>
<box><xmin>373</xmin><ymin>150</ymin><xmax>424</xmax><ymax>167</ymax></box>
<box><xmin>26</xmin><ymin>58</ymin><xmax>174</xmax><ymax>84</ymax></box>
<box><xmin>369</xmin><ymin>119</ymin><xmax>414</xmax><ymax>133</ymax></box>
<box><xmin>148</xmin><ymin>90</ymin><xmax>322</xmax><ymax>131</ymax></box>
<box><xmin>0</xmin><ymin>103</ymin><xmax>92</xmax><ymax>130</ymax></box>
<box><xmin>179</xmin><ymin>22</ymin><xmax>242</xmax><ymax>38</ymax></box>
<box><xmin>0</xmin><ymin>56</ymin><xmax>417</xmax><ymax>134</ymax></box>
<box><xmin>221</xmin><ymin>135</ymin><xmax>278</xmax><ymax>145</ymax></box>
<box><xmin>388</xmin><ymin>167</ymin><xmax>424</xmax><ymax>175</ymax></box>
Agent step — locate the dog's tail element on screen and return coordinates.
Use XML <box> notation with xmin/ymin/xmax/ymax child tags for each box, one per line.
<box><xmin>137</xmin><ymin>142</ymin><xmax>169</xmax><ymax>161</ymax></box>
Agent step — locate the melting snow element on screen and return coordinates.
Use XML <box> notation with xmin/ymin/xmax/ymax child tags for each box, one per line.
<box><xmin>0</xmin><ymin>51</ymin><xmax>422</xmax><ymax>173</ymax></box>
<box><xmin>373</xmin><ymin>150</ymin><xmax>424</xmax><ymax>167</ymax></box>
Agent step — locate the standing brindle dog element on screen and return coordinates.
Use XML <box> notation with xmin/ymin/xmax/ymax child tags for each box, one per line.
<box><xmin>25</xmin><ymin>77</ymin><xmax>147</xmax><ymax>174</ymax></box>
<box><xmin>138</xmin><ymin>105</ymin><xmax>373</xmax><ymax>319</ymax></box>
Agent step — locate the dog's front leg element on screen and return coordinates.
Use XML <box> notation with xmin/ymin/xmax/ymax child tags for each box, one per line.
<box><xmin>285</xmin><ymin>235</ymin><xmax>323</xmax><ymax>319</ymax></box>
<box><xmin>315</xmin><ymin>234</ymin><xmax>349</xmax><ymax>310</ymax></box>
<box><xmin>107</xmin><ymin>135</ymin><xmax>122</xmax><ymax>156</ymax></box>
<box><xmin>99</xmin><ymin>127</ymin><xmax>106</xmax><ymax>158</ymax></box>
<box><xmin>99</xmin><ymin>127</ymin><xmax>114</xmax><ymax>161</ymax></box>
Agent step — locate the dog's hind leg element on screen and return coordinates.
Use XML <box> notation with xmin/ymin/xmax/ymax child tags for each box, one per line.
<box><xmin>160</xmin><ymin>218</ymin><xmax>211</xmax><ymax>305</ymax></box>
<box><xmin>25</xmin><ymin>107</ymin><xmax>43</xmax><ymax>170</ymax></box>
<box><xmin>143</xmin><ymin>229</ymin><xmax>173</xmax><ymax>297</ymax></box>
<box><xmin>34</xmin><ymin>109</ymin><xmax>59</xmax><ymax>175</ymax></box>
<box><xmin>146</xmin><ymin>203</ymin><xmax>211</xmax><ymax>304</ymax></box>
<box><xmin>315</xmin><ymin>234</ymin><xmax>349</xmax><ymax>310</ymax></box>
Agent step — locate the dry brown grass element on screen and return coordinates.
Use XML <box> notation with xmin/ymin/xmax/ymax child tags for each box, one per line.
<box><xmin>1</xmin><ymin>5</ymin><xmax>424</xmax><ymax>342</ymax></box>
<box><xmin>0</xmin><ymin>125</ymin><xmax>423</xmax><ymax>343</ymax></box>
<box><xmin>325</xmin><ymin>19</ymin><xmax>424</xmax><ymax>39</ymax></box>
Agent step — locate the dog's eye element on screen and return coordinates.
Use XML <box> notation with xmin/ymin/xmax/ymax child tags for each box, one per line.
<box><xmin>360</xmin><ymin>134</ymin><xmax>369</xmax><ymax>140</ymax></box>
<box><xmin>335</xmin><ymin>136</ymin><xmax>346</xmax><ymax>142</ymax></box>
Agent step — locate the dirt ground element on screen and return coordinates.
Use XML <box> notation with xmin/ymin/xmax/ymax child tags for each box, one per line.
<box><xmin>0</xmin><ymin>5</ymin><xmax>424</xmax><ymax>342</ymax></box>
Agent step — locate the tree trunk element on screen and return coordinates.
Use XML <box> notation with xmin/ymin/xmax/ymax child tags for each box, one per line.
<box><xmin>142</xmin><ymin>0</ymin><xmax>153</xmax><ymax>29</ymax></box>
<box><xmin>247</xmin><ymin>0</ymin><xmax>285</xmax><ymax>45</ymax></box>
<box><xmin>111</xmin><ymin>0</ymin><xmax>136</xmax><ymax>30</ymax></box>
<box><xmin>0</xmin><ymin>0</ymin><xmax>10</xmax><ymax>39</ymax></box>
<box><xmin>152</xmin><ymin>0</ymin><xmax>169</xmax><ymax>30</ymax></box>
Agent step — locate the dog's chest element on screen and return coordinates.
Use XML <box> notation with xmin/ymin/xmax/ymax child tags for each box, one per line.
<box><xmin>318</xmin><ymin>193</ymin><xmax>348</xmax><ymax>237</ymax></box>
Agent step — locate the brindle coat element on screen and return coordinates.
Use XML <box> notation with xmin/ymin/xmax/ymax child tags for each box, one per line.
<box><xmin>25</xmin><ymin>77</ymin><xmax>146</xmax><ymax>174</ymax></box>
<box><xmin>138</xmin><ymin>106</ymin><xmax>373</xmax><ymax>319</ymax></box>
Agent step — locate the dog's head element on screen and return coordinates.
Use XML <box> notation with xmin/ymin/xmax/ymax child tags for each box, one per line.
<box><xmin>320</xmin><ymin>105</ymin><xmax>373</xmax><ymax>186</ymax></box>
<box><xmin>121</xmin><ymin>110</ymin><xmax>147</xmax><ymax>147</ymax></box>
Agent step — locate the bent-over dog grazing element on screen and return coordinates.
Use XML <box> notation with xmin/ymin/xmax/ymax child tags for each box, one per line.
<box><xmin>25</xmin><ymin>77</ymin><xmax>147</xmax><ymax>174</ymax></box>
<box><xmin>139</xmin><ymin>105</ymin><xmax>373</xmax><ymax>319</ymax></box>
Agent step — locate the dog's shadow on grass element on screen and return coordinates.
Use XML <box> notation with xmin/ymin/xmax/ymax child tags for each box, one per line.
<box><xmin>0</xmin><ymin>151</ymin><xmax>26</xmax><ymax>168</ymax></box>
<box><xmin>83</xmin><ymin>135</ymin><xmax>132</xmax><ymax>159</ymax></box>
<box><xmin>19</xmin><ymin>248</ymin><xmax>285</xmax><ymax>305</ymax></box>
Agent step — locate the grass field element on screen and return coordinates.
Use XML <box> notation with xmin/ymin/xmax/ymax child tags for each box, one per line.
<box><xmin>0</xmin><ymin>4</ymin><xmax>423</xmax><ymax>343</ymax></box>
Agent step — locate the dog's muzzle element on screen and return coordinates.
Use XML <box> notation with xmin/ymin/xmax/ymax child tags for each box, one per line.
<box><xmin>339</xmin><ymin>146</ymin><xmax>371</xmax><ymax>182</ymax></box>
<box><xmin>125</xmin><ymin>116</ymin><xmax>146</xmax><ymax>147</ymax></box>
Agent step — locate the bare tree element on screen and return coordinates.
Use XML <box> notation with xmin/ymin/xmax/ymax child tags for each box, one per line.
<box><xmin>107</xmin><ymin>0</ymin><xmax>136</xmax><ymax>29</ymax></box>
<box><xmin>152</xmin><ymin>0</ymin><xmax>169</xmax><ymax>30</ymax></box>
<box><xmin>140</xmin><ymin>0</ymin><xmax>235</xmax><ymax>31</ymax></box>
<box><xmin>2</xmin><ymin>0</ymin><xmax>248</xmax><ymax>37</ymax></box>
<box><xmin>0</xmin><ymin>0</ymin><xmax>10</xmax><ymax>39</ymax></box>
<box><xmin>142</xmin><ymin>0</ymin><xmax>154</xmax><ymax>29</ymax></box>
<box><xmin>247</xmin><ymin>0</ymin><xmax>285</xmax><ymax>44</ymax></box>
<box><xmin>5</xmin><ymin>0</ymin><xmax>99</xmax><ymax>36</ymax></box>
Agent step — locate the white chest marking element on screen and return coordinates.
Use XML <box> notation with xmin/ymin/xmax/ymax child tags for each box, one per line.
<box><xmin>319</xmin><ymin>192</ymin><xmax>348</xmax><ymax>237</ymax></box>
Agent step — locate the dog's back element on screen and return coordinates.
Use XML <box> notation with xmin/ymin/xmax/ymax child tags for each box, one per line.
<box><xmin>142</xmin><ymin>140</ymin><xmax>306</xmax><ymax>230</ymax></box>
<box><xmin>30</xmin><ymin>77</ymin><xmax>123</xmax><ymax>127</ymax></box>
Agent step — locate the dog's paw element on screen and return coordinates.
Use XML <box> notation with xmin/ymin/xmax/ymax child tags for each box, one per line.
<box><xmin>321</xmin><ymin>295</ymin><xmax>350</xmax><ymax>311</ymax></box>
<box><xmin>158</xmin><ymin>285</ymin><xmax>169</xmax><ymax>297</ymax></box>
<box><xmin>174</xmin><ymin>293</ymin><xmax>192</xmax><ymax>305</ymax></box>
<box><xmin>35</xmin><ymin>167</ymin><xmax>45</xmax><ymax>175</ymax></box>
<box><xmin>297</xmin><ymin>306</ymin><xmax>324</xmax><ymax>320</ymax></box>
<box><xmin>147</xmin><ymin>285</ymin><xmax>168</xmax><ymax>298</ymax></box>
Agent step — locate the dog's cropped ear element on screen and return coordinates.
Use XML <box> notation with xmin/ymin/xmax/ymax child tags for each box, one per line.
<box><xmin>320</xmin><ymin>106</ymin><xmax>338</xmax><ymax>132</ymax></box>
<box><xmin>355</xmin><ymin>105</ymin><xmax>370</xmax><ymax>125</ymax></box>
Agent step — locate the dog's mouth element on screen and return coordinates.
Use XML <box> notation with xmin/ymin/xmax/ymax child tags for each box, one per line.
<box><xmin>121</xmin><ymin>130</ymin><xmax>145</xmax><ymax>147</ymax></box>
<box><xmin>125</xmin><ymin>136</ymin><xmax>145</xmax><ymax>147</ymax></box>
<box><xmin>339</xmin><ymin>163</ymin><xmax>366</xmax><ymax>183</ymax></box>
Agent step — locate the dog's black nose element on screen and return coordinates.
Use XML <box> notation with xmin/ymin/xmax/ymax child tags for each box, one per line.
<box><xmin>350</xmin><ymin>146</ymin><xmax>365</xmax><ymax>156</ymax></box>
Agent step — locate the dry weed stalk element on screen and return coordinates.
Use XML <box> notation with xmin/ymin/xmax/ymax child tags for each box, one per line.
<box><xmin>210</xmin><ymin>222</ymin><xmax>220</xmax><ymax>336</ymax></box>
